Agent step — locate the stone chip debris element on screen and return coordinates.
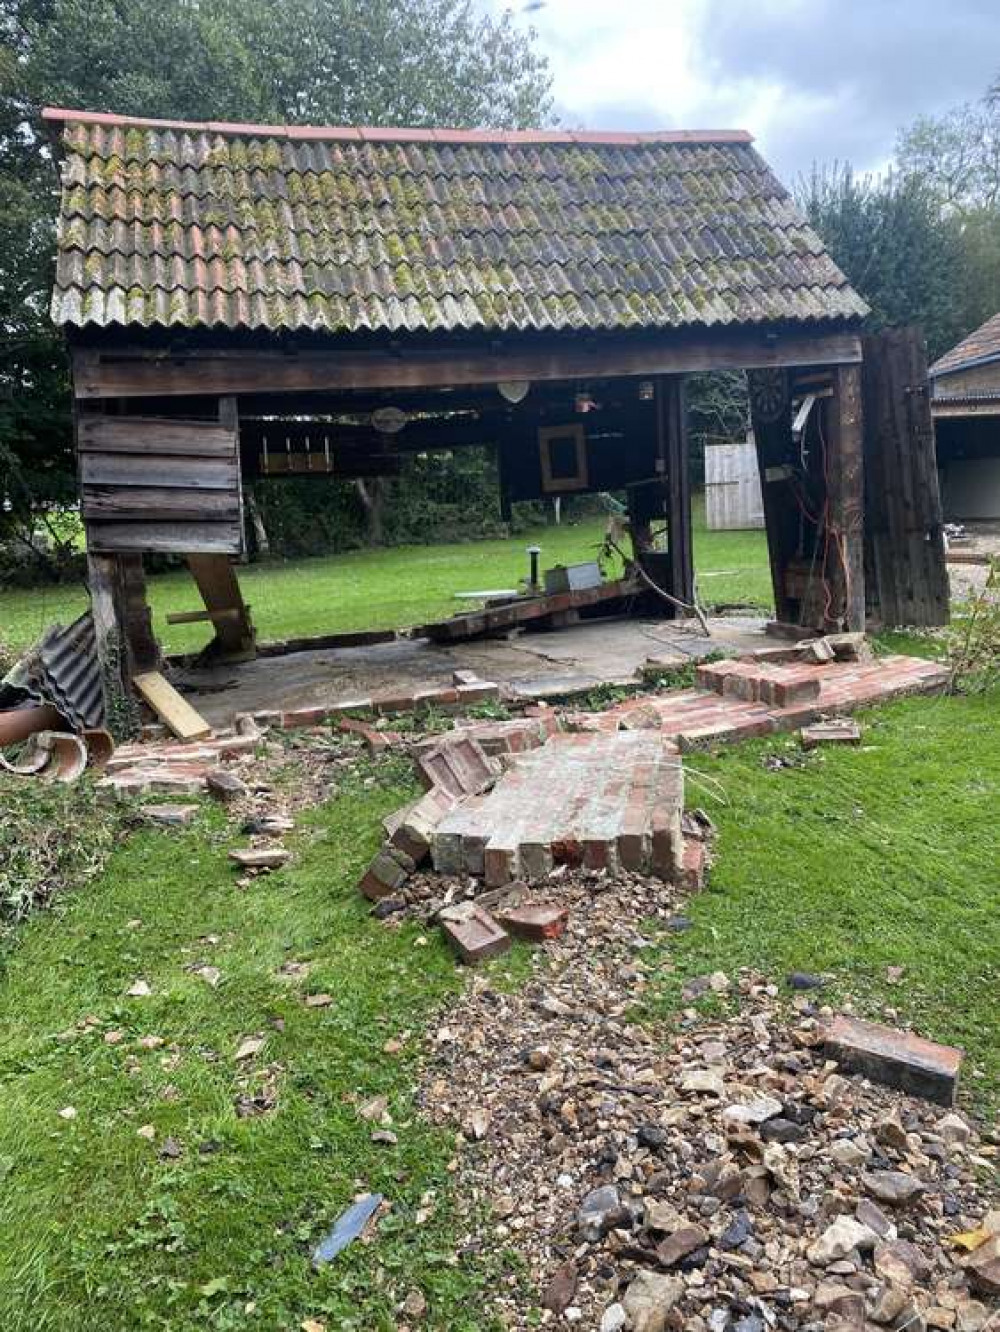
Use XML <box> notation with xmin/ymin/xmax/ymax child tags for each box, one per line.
<box><xmin>417</xmin><ymin>869</ymin><xmax>999</xmax><ymax>1331</ymax></box>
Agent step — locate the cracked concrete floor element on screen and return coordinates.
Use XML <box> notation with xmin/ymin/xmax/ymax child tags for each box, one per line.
<box><xmin>175</xmin><ymin>615</ymin><xmax>771</xmax><ymax>727</ymax></box>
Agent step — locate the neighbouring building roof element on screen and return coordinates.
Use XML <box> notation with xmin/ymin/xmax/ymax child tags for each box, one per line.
<box><xmin>929</xmin><ymin>312</ymin><xmax>1000</xmax><ymax>379</ymax></box>
<box><xmin>44</xmin><ymin>108</ymin><xmax>869</xmax><ymax>338</ymax></box>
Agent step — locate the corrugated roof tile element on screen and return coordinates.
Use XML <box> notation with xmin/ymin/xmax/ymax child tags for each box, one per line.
<box><xmin>49</xmin><ymin>113</ymin><xmax>868</xmax><ymax>333</ymax></box>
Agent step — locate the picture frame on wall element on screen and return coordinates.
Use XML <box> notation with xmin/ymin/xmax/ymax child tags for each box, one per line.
<box><xmin>538</xmin><ymin>422</ymin><xmax>588</xmax><ymax>492</ymax></box>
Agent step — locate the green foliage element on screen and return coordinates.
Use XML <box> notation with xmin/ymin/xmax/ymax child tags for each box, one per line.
<box><xmin>946</xmin><ymin>559</ymin><xmax>1000</xmax><ymax>694</ymax></box>
<box><xmin>685</xmin><ymin>372</ymin><xmax>749</xmax><ymax>484</ymax></box>
<box><xmin>798</xmin><ymin>164</ymin><xmax>967</xmax><ymax>361</ymax></box>
<box><xmin>0</xmin><ymin>755</ymin><xmax>524</xmax><ymax>1328</ymax></box>
<box><xmin>0</xmin><ymin>0</ymin><xmax>551</xmax><ymax>535</ymax></box>
<box><xmin>0</xmin><ymin>774</ymin><xmax>127</xmax><ymax>935</ymax></box>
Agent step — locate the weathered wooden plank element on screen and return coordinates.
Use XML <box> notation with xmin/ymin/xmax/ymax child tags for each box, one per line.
<box><xmin>80</xmin><ymin>453</ymin><xmax>238</xmax><ymax>490</ymax></box>
<box><xmin>82</xmin><ymin>486</ymin><xmax>240</xmax><ymax>520</ymax></box>
<box><xmin>133</xmin><ymin>671</ymin><xmax>211</xmax><ymax>741</ymax></box>
<box><xmin>827</xmin><ymin>363</ymin><xmax>866</xmax><ymax>632</ymax></box>
<box><xmin>77</xmin><ymin>415</ymin><xmax>235</xmax><ymax>456</ymax></box>
<box><xmin>72</xmin><ymin>330</ymin><xmax>864</xmax><ymax>399</ymax></box>
<box><xmin>186</xmin><ymin>553</ymin><xmax>256</xmax><ymax>657</ymax></box>
<box><xmin>87</xmin><ymin>521</ymin><xmax>243</xmax><ymax>554</ymax></box>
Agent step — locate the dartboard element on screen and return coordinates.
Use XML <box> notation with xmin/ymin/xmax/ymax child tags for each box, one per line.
<box><xmin>749</xmin><ymin>369</ymin><xmax>789</xmax><ymax>424</ymax></box>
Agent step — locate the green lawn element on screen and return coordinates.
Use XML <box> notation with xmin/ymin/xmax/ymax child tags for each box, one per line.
<box><xmin>0</xmin><ymin>686</ymin><xmax>997</xmax><ymax>1329</ymax></box>
<box><xmin>647</xmin><ymin>688</ymin><xmax>1000</xmax><ymax>1117</ymax></box>
<box><xmin>0</xmin><ymin>751</ymin><xmax>523</xmax><ymax>1331</ymax></box>
<box><xmin>0</xmin><ymin>499</ymin><xmax>772</xmax><ymax>657</ymax></box>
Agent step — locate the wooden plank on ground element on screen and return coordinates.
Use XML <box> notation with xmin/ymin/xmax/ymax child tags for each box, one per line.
<box><xmin>133</xmin><ymin>671</ymin><xmax>212</xmax><ymax>741</ymax></box>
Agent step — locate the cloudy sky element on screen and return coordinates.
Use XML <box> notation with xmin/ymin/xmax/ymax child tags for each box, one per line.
<box><xmin>494</xmin><ymin>0</ymin><xmax>999</xmax><ymax>183</ymax></box>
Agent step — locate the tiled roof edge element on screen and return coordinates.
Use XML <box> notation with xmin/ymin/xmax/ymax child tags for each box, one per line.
<box><xmin>41</xmin><ymin>107</ymin><xmax>754</xmax><ymax>146</ymax></box>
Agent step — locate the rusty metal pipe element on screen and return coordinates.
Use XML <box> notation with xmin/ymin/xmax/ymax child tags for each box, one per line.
<box><xmin>0</xmin><ymin>704</ymin><xmax>63</xmax><ymax>747</ymax></box>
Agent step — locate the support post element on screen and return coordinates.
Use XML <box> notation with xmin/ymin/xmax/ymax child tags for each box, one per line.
<box><xmin>749</xmin><ymin>369</ymin><xmax>798</xmax><ymax>625</ymax></box>
<box><xmin>88</xmin><ymin>551</ymin><xmax>156</xmax><ymax>738</ymax></box>
<box><xmin>826</xmin><ymin>364</ymin><xmax>866</xmax><ymax>631</ymax></box>
<box><xmin>661</xmin><ymin>375</ymin><xmax>694</xmax><ymax>608</ymax></box>
<box><xmin>186</xmin><ymin>555</ymin><xmax>257</xmax><ymax>660</ymax></box>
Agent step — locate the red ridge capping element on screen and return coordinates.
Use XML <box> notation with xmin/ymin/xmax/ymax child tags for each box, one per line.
<box><xmin>40</xmin><ymin>106</ymin><xmax>754</xmax><ymax>146</ymax></box>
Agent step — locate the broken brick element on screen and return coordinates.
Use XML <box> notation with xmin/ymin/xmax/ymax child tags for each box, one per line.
<box><xmin>385</xmin><ymin>787</ymin><xmax>456</xmax><ymax>864</ymax></box>
<box><xmin>824</xmin><ymin>1014</ymin><xmax>962</xmax><ymax>1106</ymax></box>
<box><xmin>498</xmin><ymin>902</ymin><xmax>569</xmax><ymax>941</ymax></box>
<box><xmin>679</xmin><ymin>838</ymin><xmax>708</xmax><ymax>891</ymax></box>
<box><xmin>439</xmin><ymin>902</ymin><xmax>511</xmax><ymax>964</ymax></box>
<box><xmin>416</xmin><ymin>735</ymin><xmax>496</xmax><ymax>798</ymax></box>
<box><xmin>206</xmin><ymin>768</ymin><xmax>250</xmax><ymax>801</ymax></box>
<box><xmin>800</xmin><ymin>718</ymin><xmax>862</xmax><ymax>748</ymax></box>
<box><xmin>338</xmin><ymin>717</ymin><xmax>402</xmax><ymax>754</ymax></box>
<box><xmin>228</xmin><ymin>847</ymin><xmax>290</xmax><ymax>870</ymax></box>
<box><xmin>280</xmin><ymin>705</ymin><xmax>329</xmax><ymax>729</ymax></box>
<box><xmin>357</xmin><ymin>846</ymin><xmax>412</xmax><ymax>901</ymax></box>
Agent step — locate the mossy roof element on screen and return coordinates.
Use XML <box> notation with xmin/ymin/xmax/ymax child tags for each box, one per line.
<box><xmin>45</xmin><ymin>110</ymin><xmax>868</xmax><ymax>335</ymax></box>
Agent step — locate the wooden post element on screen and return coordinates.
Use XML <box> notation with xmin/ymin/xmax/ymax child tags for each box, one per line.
<box><xmin>186</xmin><ymin>555</ymin><xmax>257</xmax><ymax>660</ymax></box>
<box><xmin>826</xmin><ymin>364</ymin><xmax>866</xmax><ymax>632</ymax></box>
<box><xmin>88</xmin><ymin>552</ymin><xmax>146</xmax><ymax>738</ymax></box>
<box><xmin>748</xmin><ymin>369</ymin><xmax>799</xmax><ymax>625</ymax></box>
<box><xmin>660</xmin><ymin>375</ymin><xmax>694</xmax><ymax>608</ymax></box>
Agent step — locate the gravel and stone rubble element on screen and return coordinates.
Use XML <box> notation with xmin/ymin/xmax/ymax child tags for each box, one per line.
<box><xmin>412</xmin><ymin>870</ymin><xmax>999</xmax><ymax>1331</ymax></box>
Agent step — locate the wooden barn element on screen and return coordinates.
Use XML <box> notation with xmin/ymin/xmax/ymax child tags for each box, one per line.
<box><xmin>41</xmin><ymin>108</ymin><xmax>949</xmax><ymax>722</ymax></box>
<box><xmin>929</xmin><ymin>312</ymin><xmax>1000</xmax><ymax>520</ymax></box>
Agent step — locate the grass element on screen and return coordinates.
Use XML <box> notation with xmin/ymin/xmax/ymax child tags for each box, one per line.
<box><xmin>0</xmin><ymin>498</ymin><xmax>773</xmax><ymax>657</ymax></box>
<box><xmin>0</xmin><ymin>752</ymin><xmax>527</xmax><ymax>1331</ymax></box>
<box><xmin>644</xmin><ymin>687</ymin><xmax>1000</xmax><ymax>1117</ymax></box>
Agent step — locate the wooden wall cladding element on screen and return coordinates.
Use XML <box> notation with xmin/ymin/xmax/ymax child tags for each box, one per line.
<box><xmin>78</xmin><ymin>416</ymin><xmax>243</xmax><ymax>555</ymax></box>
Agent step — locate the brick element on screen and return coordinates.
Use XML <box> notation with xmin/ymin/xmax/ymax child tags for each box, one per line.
<box><xmin>452</xmin><ymin>669</ymin><xmax>480</xmax><ymax>686</ymax></box>
<box><xmin>206</xmin><ymin>768</ymin><xmax>250</xmax><ymax>801</ymax></box>
<box><xmin>800</xmin><ymin>719</ymin><xmax>862</xmax><ymax>748</ymax></box>
<box><xmin>358</xmin><ymin>847</ymin><xmax>412</xmax><ymax>901</ymax></box>
<box><xmin>439</xmin><ymin>902</ymin><xmax>511</xmax><ymax>963</ymax></box>
<box><xmin>498</xmin><ymin>902</ymin><xmax>569</xmax><ymax>941</ymax></box>
<box><xmin>454</xmin><ymin>681</ymin><xmax>501</xmax><ymax>704</ymax></box>
<box><xmin>416</xmin><ymin>735</ymin><xmax>496</xmax><ymax>798</ymax></box>
<box><xmin>386</xmin><ymin>787</ymin><xmax>456</xmax><ymax>864</ymax></box>
<box><xmin>338</xmin><ymin>717</ymin><xmax>401</xmax><ymax>754</ymax></box>
<box><xmin>280</xmin><ymin>705</ymin><xmax>328</xmax><ymax>729</ymax></box>
<box><xmin>372</xmin><ymin>690</ymin><xmax>419</xmax><ymax>715</ymax></box>
<box><xmin>228</xmin><ymin>847</ymin><xmax>291</xmax><ymax>870</ymax></box>
<box><xmin>327</xmin><ymin>697</ymin><xmax>374</xmax><ymax>714</ymax></box>
<box><xmin>679</xmin><ymin>838</ymin><xmax>707</xmax><ymax>891</ymax></box>
<box><xmin>757</xmin><ymin>675</ymin><xmax>822</xmax><ymax>708</ymax></box>
<box><xmin>145</xmin><ymin>803</ymin><xmax>199</xmax><ymax>827</ymax></box>
<box><xmin>824</xmin><ymin>1014</ymin><xmax>962</xmax><ymax>1106</ymax></box>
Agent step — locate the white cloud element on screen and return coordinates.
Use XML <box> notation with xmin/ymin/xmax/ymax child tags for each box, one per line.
<box><xmin>492</xmin><ymin>0</ymin><xmax>999</xmax><ymax>180</ymax></box>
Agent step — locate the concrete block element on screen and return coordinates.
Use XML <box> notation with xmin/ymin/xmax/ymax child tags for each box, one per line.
<box><xmin>824</xmin><ymin>1014</ymin><xmax>962</xmax><ymax>1106</ymax></box>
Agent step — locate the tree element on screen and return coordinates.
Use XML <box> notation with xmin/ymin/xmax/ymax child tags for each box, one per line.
<box><xmin>798</xmin><ymin>164</ymin><xmax>967</xmax><ymax>362</ymax></box>
<box><xmin>0</xmin><ymin>0</ymin><xmax>552</xmax><ymax>547</ymax></box>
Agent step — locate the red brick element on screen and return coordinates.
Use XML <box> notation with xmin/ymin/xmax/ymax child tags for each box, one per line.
<box><xmin>455</xmin><ymin>681</ymin><xmax>501</xmax><ymax>704</ymax></box>
<box><xmin>439</xmin><ymin>902</ymin><xmax>511</xmax><ymax>963</ymax></box>
<box><xmin>757</xmin><ymin>675</ymin><xmax>821</xmax><ymax>708</ymax></box>
<box><xmin>824</xmin><ymin>1014</ymin><xmax>962</xmax><ymax>1106</ymax></box>
<box><xmin>338</xmin><ymin>717</ymin><xmax>401</xmax><ymax>754</ymax></box>
<box><xmin>386</xmin><ymin>787</ymin><xmax>456</xmax><ymax>864</ymax></box>
<box><xmin>679</xmin><ymin>838</ymin><xmax>707</xmax><ymax>891</ymax></box>
<box><xmin>280</xmin><ymin>705</ymin><xmax>329</xmax><ymax>729</ymax></box>
<box><xmin>498</xmin><ymin>902</ymin><xmax>569</xmax><ymax>941</ymax></box>
<box><xmin>416</xmin><ymin>735</ymin><xmax>495</xmax><ymax>798</ymax></box>
<box><xmin>358</xmin><ymin>847</ymin><xmax>412</xmax><ymax>901</ymax></box>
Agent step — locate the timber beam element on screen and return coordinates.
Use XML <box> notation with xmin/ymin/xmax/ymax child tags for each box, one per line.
<box><xmin>71</xmin><ymin>329</ymin><xmax>863</xmax><ymax>400</ymax></box>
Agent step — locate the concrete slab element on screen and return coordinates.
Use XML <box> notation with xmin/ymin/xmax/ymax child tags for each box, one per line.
<box><xmin>176</xmin><ymin>615</ymin><xmax>770</xmax><ymax>727</ymax></box>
